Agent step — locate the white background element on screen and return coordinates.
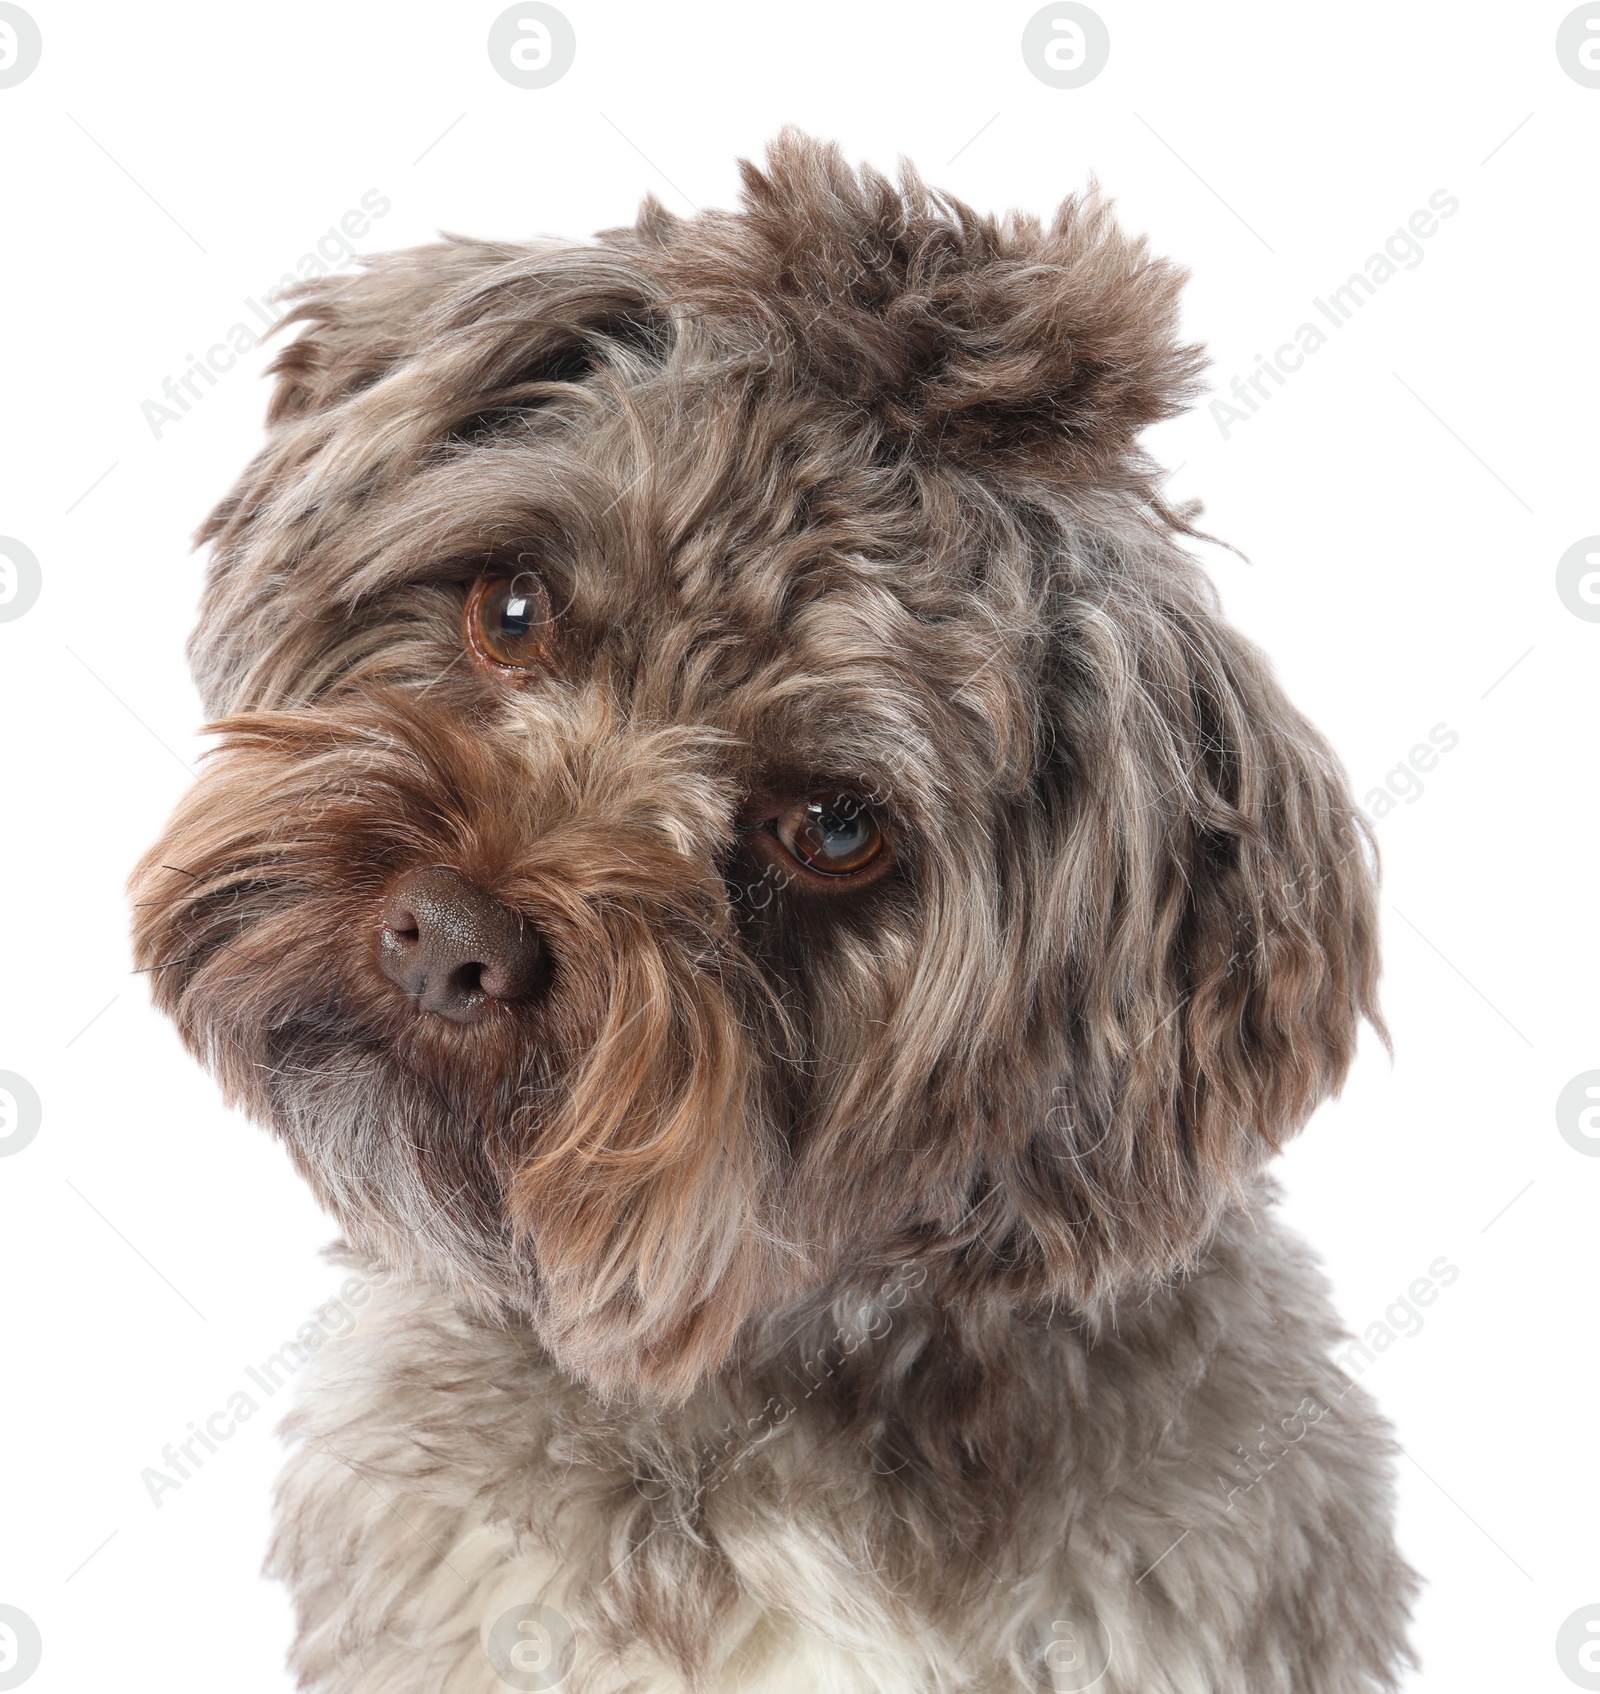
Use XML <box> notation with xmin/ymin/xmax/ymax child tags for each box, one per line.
<box><xmin>1</xmin><ymin>2</ymin><xmax>1596</xmax><ymax>1689</ymax></box>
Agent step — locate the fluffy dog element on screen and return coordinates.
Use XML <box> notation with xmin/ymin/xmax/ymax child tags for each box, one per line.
<box><xmin>132</xmin><ymin>133</ymin><xmax>1415</xmax><ymax>1692</ymax></box>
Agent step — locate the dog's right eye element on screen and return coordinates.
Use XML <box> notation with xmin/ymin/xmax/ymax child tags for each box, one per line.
<box><xmin>465</xmin><ymin>572</ymin><xmax>553</xmax><ymax>676</ymax></box>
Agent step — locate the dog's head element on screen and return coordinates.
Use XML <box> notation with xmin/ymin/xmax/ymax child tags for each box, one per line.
<box><xmin>133</xmin><ymin>133</ymin><xmax>1378</xmax><ymax>1401</ymax></box>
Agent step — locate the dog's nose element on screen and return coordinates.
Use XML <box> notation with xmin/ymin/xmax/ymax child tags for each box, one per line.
<box><xmin>377</xmin><ymin>868</ymin><xmax>543</xmax><ymax>1023</ymax></box>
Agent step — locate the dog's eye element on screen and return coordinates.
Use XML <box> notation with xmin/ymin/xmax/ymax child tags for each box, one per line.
<box><xmin>774</xmin><ymin>793</ymin><xmax>885</xmax><ymax>876</ymax></box>
<box><xmin>465</xmin><ymin>572</ymin><xmax>553</xmax><ymax>673</ymax></box>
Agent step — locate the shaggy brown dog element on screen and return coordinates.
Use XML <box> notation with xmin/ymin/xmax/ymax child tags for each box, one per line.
<box><xmin>133</xmin><ymin>132</ymin><xmax>1415</xmax><ymax>1692</ymax></box>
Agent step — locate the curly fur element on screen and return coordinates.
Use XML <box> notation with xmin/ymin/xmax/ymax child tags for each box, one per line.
<box><xmin>132</xmin><ymin>132</ymin><xmax>1413</xmax><ymax>1691</ymax></box>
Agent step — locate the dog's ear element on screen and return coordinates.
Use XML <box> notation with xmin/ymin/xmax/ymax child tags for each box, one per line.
<box><xmin>1007</xmin><ymin>540</ymin><xmax>1382</xmax><ymax>1297</ymax></box>
<box><xmin>195</xmin><ymin>235</ymin><xmax>663</xmax><ymax>568</ymax></box>
<box><xmin>195</xmin><ymin>239</ymin><xmax>526</xmax><ymax>553</ymax></box>
<box><xmin>624</xmin><ymin>128</ymin><xmax>1205</xmax><ymax>486</ymax></box>
<box><xmin>259</xmin><ymin>238</ymin><xmax>525</xmax><ymax>425</ymax></box>
<box><xmin>256</xmin><ymin>237</ymin><xmax>664</xmax><ymax>429</ymax></box>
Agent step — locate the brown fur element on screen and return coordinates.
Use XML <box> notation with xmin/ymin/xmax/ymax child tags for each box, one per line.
<box><xmin>132</xmin><ymin>132</ymin><xmax>1408</xmax><ymax>1690</ymax></box>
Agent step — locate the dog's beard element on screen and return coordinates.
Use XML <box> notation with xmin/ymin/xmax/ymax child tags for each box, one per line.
<box><xmin>131</xmin><ymin>689</ymin><xmax>791</xmax><ymax>1401</ymax></box>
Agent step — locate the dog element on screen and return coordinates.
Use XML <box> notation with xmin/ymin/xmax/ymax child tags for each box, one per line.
<box><xmin>132</xmin><ymin>132</ymin><xmax>1415</xmax><ymax>1692</ymax></box>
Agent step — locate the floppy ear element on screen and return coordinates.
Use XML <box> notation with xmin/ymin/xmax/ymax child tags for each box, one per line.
<box><xmin>188</xmin><ymin>236</ymin><xmax>666</xmax><ymax>715</ymax></box>
<box><xmin>198</xmin><ymin>236</ymin><xmax>665</xmax><ymax>545</ymax></box>
<box><xmin>194</xmin><ymin>238</ymin><xmax>515</xmax><ymax>554</ymax></box>
<box><xmin>259</xmin><ymin>238</ymin><xmax>529</xmax><ymax>425</ymax></box>
<box><xmin>1009</xmin><ymin>534</ymin><xmax>1382</xmax><ymax>1298</ymax></box>
<box><xmin>624</xmin><ymin>126</ymin><xmax>1207</xmax><ymax>487</ymax></box>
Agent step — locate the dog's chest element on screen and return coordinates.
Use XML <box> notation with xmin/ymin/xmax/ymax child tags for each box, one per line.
<box><xmin>273</xmin><ymin>1275</ymin><xmax>1094</xmax><ymax>1691</ymax></box>
<box><xmin>268</xmin><ymin>1236</ymin><xmax>1407</xmax><ymax>1694</ymax></box>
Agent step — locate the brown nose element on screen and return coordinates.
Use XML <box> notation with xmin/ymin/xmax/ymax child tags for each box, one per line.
<box><xmin>377</xmin><ymin>868</ymin><xmax>543</xmax><ymax>1023</ymax></box>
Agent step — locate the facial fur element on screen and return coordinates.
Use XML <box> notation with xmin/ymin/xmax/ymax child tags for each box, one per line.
<box><xmin>132</xmin><ymin>131</ymin><xmax>1380</xmax><ymax>1407</ymax></box>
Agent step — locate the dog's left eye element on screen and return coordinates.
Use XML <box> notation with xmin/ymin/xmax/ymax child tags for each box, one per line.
<box><xmin>773</xmin><ymin>793</ymin><xmax>885</xmax><ymax>876</ymax></box>
<box><xmin>465</xmin><ymin>571</ymin><xmax>553</xmax><ymax>674</ymax></box>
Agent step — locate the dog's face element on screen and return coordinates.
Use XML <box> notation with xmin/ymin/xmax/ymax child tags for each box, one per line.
<box><xmin>133</xmin><ymin>135</ymin><xmax>1379</xmax><ymax>1401</ymax></box>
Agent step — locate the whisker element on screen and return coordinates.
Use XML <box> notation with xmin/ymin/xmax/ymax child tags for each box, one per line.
<box><xmin>132</xmin><ymin>955</ymin><xmax>203</xmax><ymax>975</ymax></box>
<box><xmin>254</xmin><ymin>1059</ymin><xmax>374</xmax><ymax>1079</ymax></box>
